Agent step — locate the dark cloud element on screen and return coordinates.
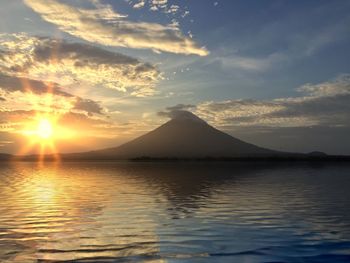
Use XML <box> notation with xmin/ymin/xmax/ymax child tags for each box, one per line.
<box><xmin>0</xmin><ymin>73</ymin><xmax>73</xmax><ymax>97</ymax></box>
<box><xmin>73</xmin><ymin>98</ymin><xmax>104</xmax><ymax>116</ymax></box>
<box><xmin>270</xmin><ymin>95</ymin><xmax>350</xmax><ymax>126</ymax></box>
<box><xmin>33</xmin><ymin>38</ymin><xmax>140</xmax><ymax>66</ymax></box>
<box><xmin>58</xmin><ymin>112</ymin><xmax>110</xmax><ymax>126</ymax></box>
<box><xmin>158</xmin><ymin>104</ymin><xmax>196</xmax><ymax>119</ymax></box>
<box><xmin>166</xmin><ymin>104</ymin><xmax>196</xmax><ymax>112</ymax></box>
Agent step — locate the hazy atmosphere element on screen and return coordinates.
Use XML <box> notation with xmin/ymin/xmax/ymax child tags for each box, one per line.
<box><xmin>1</xmin><ymin>0</ymin><xmax>350</xmax><ymax>155</ymax></box>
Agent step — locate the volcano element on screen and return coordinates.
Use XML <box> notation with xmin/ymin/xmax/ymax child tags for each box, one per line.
<box><xmin>67</xmin><ymin>111</ymin><xmax>279</xmax><ymax>159</ymax></box>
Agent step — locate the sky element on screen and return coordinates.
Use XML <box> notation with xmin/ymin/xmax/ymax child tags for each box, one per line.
<box><xmin>0</xmin><ymin>0</ymin><xmax>350</xmax><ymax>155</ymax></box>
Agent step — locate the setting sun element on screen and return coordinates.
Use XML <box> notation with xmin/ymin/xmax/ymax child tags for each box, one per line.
<box><xmin>19</xmin><ymin>114</ymin><xmax>76</xmax><ymax>159</ymax></box>
<box><xmin>22</xmin><ymin>116</ymin><xmax>57</xmax><ymax>142</ymax></box>
<box><xmin>36</xmin><ymin>119</ymin><xmax>53</xmax><ymax>139</ymax></box>
<box><xmin>21</xmin><ymin>115</ymin><xmax>76</xmax><ymax>143</ymax></box>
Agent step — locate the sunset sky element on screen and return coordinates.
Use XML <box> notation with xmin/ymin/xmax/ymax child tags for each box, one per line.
<box><xmin>1</xmin><ymin>0</ymin><xmax>350</xmax><ymax>154</ymax></box>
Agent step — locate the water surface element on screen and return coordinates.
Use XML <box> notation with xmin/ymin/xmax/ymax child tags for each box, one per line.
<box><xmin>0</xmin><ymin>162</ymin><xmax>350</xmax><ymax>262</ymax></box>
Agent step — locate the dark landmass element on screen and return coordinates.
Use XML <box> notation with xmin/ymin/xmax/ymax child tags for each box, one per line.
<box><xmin>308</xmin><ymin>151</ymin><xmax>328</xmax><ymax>157</ymax></box>
<box><xmin>129</xmin><ymin>155</ymin><xmax>350</xmax><ymax>162</ymax></box>
<box><xmin>3</xmin><ymin>154</ymin><xmax>350</xmax><ymax>162</ymax></box>
<box><xmin>1</xmin><ymin>111</ymin><xmax>349</xmax><ymax>162</ymax></box>
<box><xmin>0</xmin><ymin>153</ymin><xmax>12</xmax><ymax>161</ymax></box>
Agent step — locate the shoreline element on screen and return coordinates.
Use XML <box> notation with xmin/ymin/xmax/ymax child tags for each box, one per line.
<box><xmin>1</xmin><ymin>155</ymin><xmax>350</xmax><ymax>162</ymax></box>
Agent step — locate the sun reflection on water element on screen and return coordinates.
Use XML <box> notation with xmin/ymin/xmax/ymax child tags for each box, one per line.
<box><xmin>0</xmin><ymin>163</ymin><xmax>163</xmax><ymax>262</ymax></box>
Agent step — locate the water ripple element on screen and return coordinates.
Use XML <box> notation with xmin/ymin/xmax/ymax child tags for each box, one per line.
<box><xmin>0</xmin><ymin>162</ymin><xmax>350</xmax><ymax>262</ymax></box>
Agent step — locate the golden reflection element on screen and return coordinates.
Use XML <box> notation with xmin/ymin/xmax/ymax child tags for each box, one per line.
<box><xmin>2</xmin><ymin>163</ymin><xmax>163</xmax><ymax>262</ymax></box>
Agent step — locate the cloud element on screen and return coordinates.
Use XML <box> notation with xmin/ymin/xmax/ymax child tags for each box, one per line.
<box><xmin>0</xmin><ymin>110</ymin><xmax>36</xmax><ymax>130</ymax></box>
<box><xmin>73</xmin><ymin>98</ymin><xmax>103</xmax><ymax>116</ymax></box>
<box><xmin>297</xmin><ymin>76</ymin><xmax>350</xmax><ymax>97</ymax></box>
<box><xmin>208</xmin><ymin>52</ymin><xmax>287</xmax><ymax>72</ymax></box>
<box><xmin>158</xmin><ymin>110</ymin><xmax>207</xmax><ymax>124</ymax></box>
<box><xmin>0</xmin><ymin>34</ymin><xmax>161</xmax><ymax>97</ymax></box>
<box><xmin>149</xmin><ymin>0</ymin><xmax>168</xmax><ymax>11</ymax></box>
<box><xmin>0</xmin><ymin>140</ymin><xmax>12</xmax><ymax>147</ymax></box>
<box><xmin>0</xmin><ymin>73</ymin><xmax>104</xmax><ymax>116</ymax></box>
<box><xmin>151</xmin><ymin>0</ymin><xmax>168</xmax><ymax>4</ymax></box>
<box><xmin>194</xmin><ymin>74</ymin><xmax>350</xmax><ymax>128</ymax></box>
<box><xmin>148</xmin><ymin>0</ymin><xmax>180</xmax><ymax>15</ymax></box>
<box><xmin>0</xmin><ymin>109</ymin><xmax>97</xmax><ymax>129</ymax></box>
<box><xmin>23</xmin><ymin>0</ymin><xmax>208</xmax><ymax>56</ymax></box>
<box><xmin>133</xmin><ymin>1</ymin><xmax>145</xmax><ymax>9</ymax></box>
<box><xmin>158</xmin><ymin>104</ymin><xmax>196</xmax><ymax>119</ymax></box>
<box><xmin>165</xmin><ymin>104</ymin><xmax>196</xmax><ymax>112</ymax></box>
<box><xmin>0</xmin><ymin>72</ymin><xmax>72</xmax><ymax>97</ymax></box>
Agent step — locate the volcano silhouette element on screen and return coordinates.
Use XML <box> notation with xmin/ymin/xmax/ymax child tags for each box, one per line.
<box><xmin>69</xmin><ymin>111</ymin><xmax>279</xmax><ymax>159</ymax></box>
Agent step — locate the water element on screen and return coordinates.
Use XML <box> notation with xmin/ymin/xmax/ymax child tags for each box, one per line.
<box><xmin>0</xmin><ymin>162</ymin><xmax>350</xmax><ymax>262</ymax></box>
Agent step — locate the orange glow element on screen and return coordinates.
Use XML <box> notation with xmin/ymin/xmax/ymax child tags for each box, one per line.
<box><xmin>19</xmin><ymin>114</ymin><xmax>76</xmax><ymax>161</ymax></box>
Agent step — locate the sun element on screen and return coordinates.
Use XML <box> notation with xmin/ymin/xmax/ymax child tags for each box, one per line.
<box><xmin>21</xmin><ymin>117</ymin><xmax>57</xmax><ymax>141</ymax></box>
<box><xmin>19</xmin><ymin>113</ymin><xmax>77</xmax><ymax>161</ymax></box>
<box><xmin>21</xmin><ymin>115</ymin><xmax>76</xmax><ymax>144</ymax></box>
<box><xmin>36</xmin><ymin>119</ymin><xmax>54</xmax><ymax>139</ymax></box>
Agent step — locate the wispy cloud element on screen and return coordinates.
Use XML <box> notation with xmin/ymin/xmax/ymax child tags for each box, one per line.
<box><xmin>23</xmin><ymin>0</ymin><xmax>208</xmax><ymax>56</ymax></box>
<box><xmin>215</xmin><ymin>52</ymin><xmax>286</xmax><ymax>72</ymax></box>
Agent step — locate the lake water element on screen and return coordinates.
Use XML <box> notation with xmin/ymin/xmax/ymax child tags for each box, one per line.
<box><xmin>0</xmin><ymin>162</ymin><xmax>350</xmax><ymax>262</ymax></box>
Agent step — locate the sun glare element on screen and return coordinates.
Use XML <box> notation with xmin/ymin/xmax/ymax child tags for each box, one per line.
<box><xmin>36</xmin><ymin>119</ymin><xmax>53</xmax><ymax>139</ymax></box>
<box><xmin>19</xmin><ymin>114</ymin><xmax>76</xmax><ymax>161</ymax></box>
<box><xmin>22</xmin><ymin>117</ymin><xmax>57</xmax><ymax>142</ymax></box>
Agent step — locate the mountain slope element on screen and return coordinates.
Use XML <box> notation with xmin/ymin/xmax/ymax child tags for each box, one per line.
<box><xmin>71</xmin><ymin>111</ymin><xmax>279</xmax><ymax>159</ymax></box>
